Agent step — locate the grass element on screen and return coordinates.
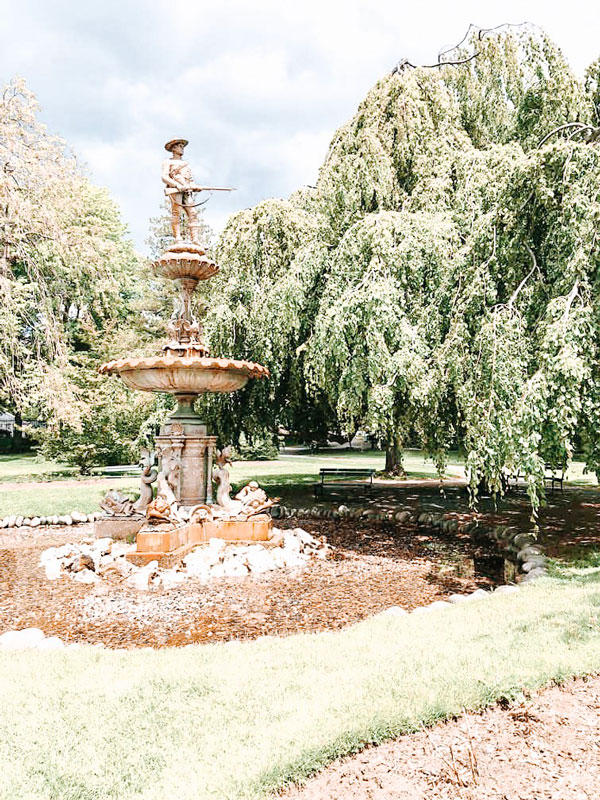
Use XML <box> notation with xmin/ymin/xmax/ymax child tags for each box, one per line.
<box><xmin>1</xmin><ymin>577</ymin><xmax>600</xmax><ymax>799</ymax></box>
<box><xmin>0</xmin><ymin>478</ymin><xmax>138</xmax><ymax>517</ymax></box>
<box><xmin>0</xmin><ymin>448</ymin><xmax>597</xmax><ymax>517</ymax></box>
<box><xmin>0</xmin><ymin>450</ymin><xmax>454</xmax><ymax>517</ymax></box>
<box><xmin>0</xmin><ymin>453</ymin><xmax>75</xmax><ymax>482</ymax></box>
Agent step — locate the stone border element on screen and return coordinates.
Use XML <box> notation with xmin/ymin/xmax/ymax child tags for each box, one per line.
<box><xmin>0</xmin><ymin>511</ymin><xmax>102</xmax><ymax>529</ymax></box>
<box><xmin>381</xmin><ymin>583</ymin><xmax>520</xmax><ymax>618</ymax></box>
<box><xmin>271</xmin><ymin>504</ymin><xmax>548</xmax><ymax>583</ymax></box>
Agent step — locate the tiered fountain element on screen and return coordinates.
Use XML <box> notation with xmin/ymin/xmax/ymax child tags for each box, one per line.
<box><xmin>97</xmin><ymin>138</ymin><xmax>272</xmax><ymax>565</ymax></box>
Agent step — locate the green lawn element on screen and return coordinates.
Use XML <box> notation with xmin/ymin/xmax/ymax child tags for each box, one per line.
<box><xmin>1</xmin><ymin>578</ymin><xmax>600</xmax><ymax>799</ymax></box>
<box><xmin>0</xmin><ymin>453</ymin><xmax>74</xmax><ymax>482</ymax></box>
<box><xmin>0</xmin><ymin>478</ymin><xmax>138</xmax><ymax>517</ymax></box>
<box><xmin>0</xmin><ymin>449</ymin><xmax>596</xmax><ymax>518</ymax></box>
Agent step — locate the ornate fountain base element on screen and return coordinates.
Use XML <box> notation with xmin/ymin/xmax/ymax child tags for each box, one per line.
<box><xmin>127</xmin><ymin>514</ymin><xmax>273</xmax><ymax>567</ymax></box>
<box><xmin>157</xmin><ymin>395</ymin><xmax>217</xmax><ymax>506</ymax></box>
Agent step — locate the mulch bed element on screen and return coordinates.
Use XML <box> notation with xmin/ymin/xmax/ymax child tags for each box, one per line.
<box><xmin>281</xmin><ymin>674</ymin><xmax>600</xmax><ymax>800</ymax></box>
<box><xmin>0</xmin><ymin>517</ymin><xmax>495</xmax><ymax>649</ymax></box>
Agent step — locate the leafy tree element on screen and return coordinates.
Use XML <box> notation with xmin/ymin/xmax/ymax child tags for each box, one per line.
<box><xmin>206</xmin><ymin>25</ymin><xmax>600</xmax><ymax>511</ymax></box>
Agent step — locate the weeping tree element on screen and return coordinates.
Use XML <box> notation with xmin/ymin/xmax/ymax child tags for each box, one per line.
<box><xmin>202</xmin><ymin>24</ymin><xmax>600</xmax><ymax>512</ymax></box>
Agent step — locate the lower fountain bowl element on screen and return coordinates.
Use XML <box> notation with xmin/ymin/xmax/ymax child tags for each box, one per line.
<box><xmin>99</xmin><ymin>355</ymin><xmax>269</xmax><ymax>394</ymax></box>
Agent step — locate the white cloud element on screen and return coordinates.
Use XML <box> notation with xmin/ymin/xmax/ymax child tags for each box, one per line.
<box><xmin>1</xmin><ymin>0</ymin><xmax>599</xmax><ymax>248</ymax></box>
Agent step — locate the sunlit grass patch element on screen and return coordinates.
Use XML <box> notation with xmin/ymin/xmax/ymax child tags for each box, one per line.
<box><xmin>1</xmin><ymin>580</ymin><xmax>600</xmax><ymax>799</ymax></box>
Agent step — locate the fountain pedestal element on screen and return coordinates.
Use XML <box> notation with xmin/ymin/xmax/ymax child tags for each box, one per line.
<box><xmin>156</xmin><ymin>396</ymin><xmax>217</xmax><ymax>506</ymax></box>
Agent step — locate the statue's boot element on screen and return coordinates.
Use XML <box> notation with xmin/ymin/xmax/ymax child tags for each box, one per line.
<box><xmin>189</xmin><ymin>223</ymin><xmax>201</xmax><ymax>245</ymax></box>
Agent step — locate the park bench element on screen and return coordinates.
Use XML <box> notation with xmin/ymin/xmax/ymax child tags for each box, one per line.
<box><xmin>544</xmin><ymin>463</ymin><xmax>565</xmax><ymax>492</ymax></box>
<box><xmin>314</xmin><ymin>467</ymin><xmax>375</xmax><ymax>498</ymax></box>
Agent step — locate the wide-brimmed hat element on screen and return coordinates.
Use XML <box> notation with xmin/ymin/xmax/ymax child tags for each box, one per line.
<box><xmin>164</xmin><ymin>138</ymin><xmax>189</xmax><ymax>152</ymax></box>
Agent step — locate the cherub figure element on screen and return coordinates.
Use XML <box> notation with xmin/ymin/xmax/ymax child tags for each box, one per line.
<box><xmin>133</xmin><ymin>449</ymin><xmax>158</xmax><ymax>513</ymax></box>
<box><xmin>213</xmin><ymin>445</ymin><xmax>242</xmax><ymax>512</ymax></box>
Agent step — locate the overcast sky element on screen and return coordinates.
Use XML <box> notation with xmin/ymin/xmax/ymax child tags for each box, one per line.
<box><xmin>1</xmin><ymin>0</ymin><xmax>598</xmax><ymax>250</ymax></box>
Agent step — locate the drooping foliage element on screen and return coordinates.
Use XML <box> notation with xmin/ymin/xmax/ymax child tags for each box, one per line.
<box><xmin>204</xmin><ymin>25</ymin><xmax>600</xmax><ymax>508</ymax></box>
<box><xmin>0</xmin><ymin>78</ymin><xmax>158</xmax><ymax>465</ymax></box>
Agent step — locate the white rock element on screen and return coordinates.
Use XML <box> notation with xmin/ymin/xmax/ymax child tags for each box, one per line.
<box><xmin>160</xmin><ymin>569</ymin><xmax>186</xmax><ymax>590</ymax></box>
<box><xmin>208</xmin><ymin>537</ymin><xmax>226</xmax><ymax>552</ymax></box>
<box><xmin>245</xmin><ymin>547</ymin><xmax>277</xmax><ymax>573</ymax></box>
<box><xmin>36</xmin><ymin>636</ymin><xmax>65</xmax><ymax>651</ymax></box>
<box><xmin>30</xmin><ymin>517</ymin><xmax>41</xmax><ymax>527</ymax></box>
<box><xmin>448</xmin><ymin>594</ymin><xmax>470</xmax><ymax>604</ymax></box>
<box><xmin>0</xmin><ymin>517</ymin><xmax>7</xmax><ymax>528</ymax></box>
<box><xmin>86</xmin><ymin>513</ymin><xmax>95</xmax><ymax>523</ymax></box>
<box><xmin>427</xmin><ymin>600</ymin><xmax>453</xmax><ymax>611</ymax></box>
<box><xmin>59</xmin><ymin>515</ymin><xmax>73</xmax><ymax>526</ymax></box>
<box><xmin>494</xmin><ymin>585</ymin><xmax>519</xmax><ymax>595</ymax></box>
<box><xmin>382</xmin><ymin>606</ymin><xmax>408</xmax><ymax>616</ymax></box>
<box><xmin>412</xmin><ymin>605</ymin><xmax>435</xmax><ymax>615</ymax></box>
<box><xmin>221</xmin><ymin>559</ymin><xmax>249</xmax><ymax>577</ymax></box>
<box><xmin>8</xmin><ymin>515</ymin><xmax>17</xmax><ymax>528</ymax></box>
<box><xmin>73</xmin><ymin>569</ymin><xmax>99</xmax><ymax>584</ymax></box>
<box><xmin>44</xmin><ymin>560</ymin><xmax>63</xmax><ymax>580</ymax></box>
<box><xmin>272</xmin><ymin>549</ymin><xmax>287</xmax><ymax>569</ymax></box>
<box><xmin>185</xmin><ymin>547</ymin><xmax>221</xmax><ymax>571</ymax></box>
<box><xmin>209</xmin><ymin>563</ymin><xmax>227</xmax><ymax>578</ymax></box>
<box><xmin>92</xmin><ymin>537</ymin><xmax>113</xmax><ymax>555</ymax></box>
<box><xmin>283</xmin><ymin>531</ymin><xmax>302</xmax><ymax>554</ymax></box>
<box><xmin>467</xmin><ymin>589</ymin><xmax>489</xmax><ymax>601</ymax></box>
<box><xmin>0</xmin><ymin>627</ymin><xmax>46</xmax><ymax>649</ymax></box>
<box><xmin>15</xmin><ymin>516</ymin><xmax>23</xmax><ymax>527</ymax></box>
<box><xmin>338</xmin><ymin>505</ymin><xmax>350</xmax><ymax>514</ymax></box>
<box><xmin>293</xmin><ymin>528</ymin><xmax>316</xmax><ymax>546</ymax></box>
<box><xmin>40</xmin><ymin>547</ymin><xmax>60</xmax><ymax>565</ymax></box>
<box><xmin>281</xmin><ymin>548</ymin><xmax>307</xmax><ymax>568</ymax></box>
<box><xmin>71</xmin><ymin>511</ymin><xmax>88</xmax><ymax>524</ymax></box>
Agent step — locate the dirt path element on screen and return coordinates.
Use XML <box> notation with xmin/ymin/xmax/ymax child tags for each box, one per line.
<box><xmin>282</xmin><ymin>675</ymin><xmax>600</xmax><ymax>800</ymax></box>
<box><xmin>0</xmin><ymin>518</ymin><xmax>493</xmax><ymax>648</ymax></box>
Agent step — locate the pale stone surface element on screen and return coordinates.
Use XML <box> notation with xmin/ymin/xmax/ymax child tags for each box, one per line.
<box><xmin>44</xmin><ymin>560</ymin><xmax>63</xmax><ymax>580</ymax></box>
<box><xmin>427</xmin><ymin>600</ymin><xmax>453</xmax><ymax>610</ymax></box>
<box><xmin>448</xmin><ymin>594</ymin><xmax>470</xmax><ymax>604</ymax></box>
<box><xmin>71</xmin><ymin>511</ymin><xmax>88</xmax><ymax>524</ymax></box>
<box><xmin>467</xmin><ymin>589</ymin><xmax>489</xmax><ymax>601</ymax></box>
<box><xmin>412</xmin><ymin>605</ymin><xmax>435</xmax><ymax>615</ymax></box>
<box><xmin>382</xmin><ymin>606</ymin><xmax>408</xmax><ymax>616</ymax></box>
<box><xmin>73</xmin><ymin>569</ymin><xmax>99</xmax><ymax>584</ymax></box>
<box><xmin>40</xmin><ymin>527</ymin><xmax>329</xmax><ymax>588</ymax></box>
<box><xmin>36</xmin><ymin>636</ymin><xmax>65</xmax><ymax>651</ymax></box>
<box><xmin>494</xmin><ymin>585</ymin><xmax>519</xmax><ymax>595</ymax></box>
<box><xmin>0</xmin><ymin>627</ymin><xmax>45</xmax><ymax>649</ymax></box>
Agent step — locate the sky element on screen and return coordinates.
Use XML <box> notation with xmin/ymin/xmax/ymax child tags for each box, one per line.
<box><xmin>0</xmin><ymin>0</ymin><xmax>598</xmax><ymax>250</ymax></box>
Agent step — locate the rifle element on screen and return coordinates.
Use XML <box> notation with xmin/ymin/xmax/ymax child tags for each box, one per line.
<box><xmin>165</xmin><ymin>185</ymin><xmax>236</xmax><ymax>195</ymax></box>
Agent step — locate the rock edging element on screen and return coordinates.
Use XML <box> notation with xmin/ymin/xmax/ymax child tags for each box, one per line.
<box><xmin>271</xmin><ymin>504</ymin><xmax>548</xmax><ymax>583</ymax></box>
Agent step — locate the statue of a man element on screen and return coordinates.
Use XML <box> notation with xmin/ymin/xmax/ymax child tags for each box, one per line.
<box><xmin>162</xmin><ymin>138</ymin><xmax>203</xmax><ymax>245</ymax></box>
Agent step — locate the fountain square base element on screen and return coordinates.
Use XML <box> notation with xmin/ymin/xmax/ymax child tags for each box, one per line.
<box><xmin>94</xmin><ymin>515</ymin><xmax>146</xmax><ymax>541</ymax></box>
<box><xmin>126</xmin><ymin>514</ymin><xmax>273</xmax><ymax>567</ymax></box>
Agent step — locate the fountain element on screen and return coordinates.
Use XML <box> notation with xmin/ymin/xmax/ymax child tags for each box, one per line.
<box><xmin>96</xmin><ymin>138</ymin><xmax>272</xmax><ymax>565</ymax></box>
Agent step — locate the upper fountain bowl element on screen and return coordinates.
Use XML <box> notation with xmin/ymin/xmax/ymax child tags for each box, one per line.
<box><xmin>99</xmin><ymin>355</ymin><xmax>269</xmax><ymax>394</ymax></box>
<box><xmin>154</xmin><ymin>240</ymin><xmax>219</xmax><ymax>282</ymax></box>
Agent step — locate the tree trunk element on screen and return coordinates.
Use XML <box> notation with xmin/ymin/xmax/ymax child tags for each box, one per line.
<box><xmin>12</xmin><ymin>411</ymin><xmax>23</xmax><ymax>452</ymax></box>
<box><xmin>385</xmin><ymin>434</ymin><xmax>406</xmax><ymax>477</ymax></box>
